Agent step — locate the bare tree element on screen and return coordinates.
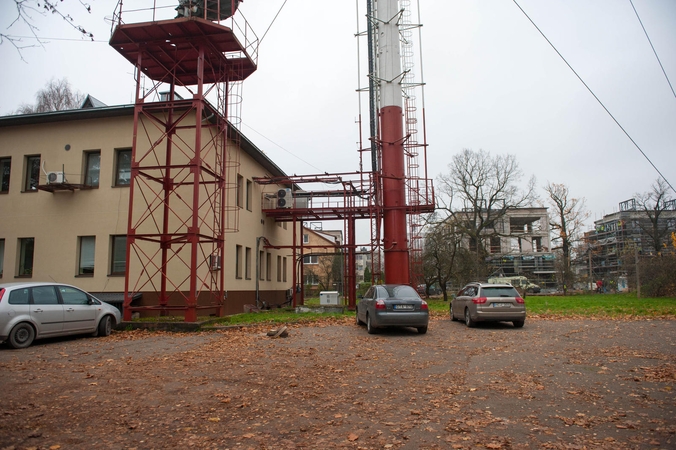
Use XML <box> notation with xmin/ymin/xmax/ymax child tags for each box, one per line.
<box><xmin>545</xmin><ymin>182</ymin><xmax>589</xmax><ymax>294</ymax></box>
<box><xmin>436</xmin><ymin>149</ymin><xmax>536</xmax><ymax>277</ymax></box>
<box><xmin>635</xmin><ymin>179</ymin><xmax>676</xmax><ymax>255</ymax></box>
<box><xmin>422</xmin><ymin>215</ymin><xmax>474</xmax><ymax>301</ymax></box>
<box><xmin>16</xmin><ymin>78</ymin><xmax>85</xmax><ymax>114</ymax></box>
<box><xmin>2</xmin><ymin>1</ymin><xmax>93</xmax><ymax>60</ymax></box>
<box><xmin>423</xmin><ymin>220</ymin><xmax>456</xmax><ymax>301</ymax></box>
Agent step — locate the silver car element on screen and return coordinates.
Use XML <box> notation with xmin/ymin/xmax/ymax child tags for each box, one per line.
<box><xmin>356</xmin><ymin>284</ymin><xmax>429</xmax><ymax>334</ymax></box>
<box><xmin>451</xmin><ymin>282</ymin><xmax>526</xmax><ymax>328</ymax></box>
<box><xmin>0</xmin><ymin>282</ymin><xmax>122</xmax><ymax>349</ymax></box>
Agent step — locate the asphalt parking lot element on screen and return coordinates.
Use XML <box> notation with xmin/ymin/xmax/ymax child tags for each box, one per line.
<box><xmin>0</xmin><ymin>317</ymin><xmax>674</xmax><ymax>449</ymax></box>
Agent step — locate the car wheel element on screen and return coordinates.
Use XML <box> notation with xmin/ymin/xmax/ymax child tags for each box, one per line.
<box><xmin>512</xmin><ymin>320</ymin><xmax>525</xmax><ymax>328</ymax></box>
<box><xmin>97</xmin><ymin>315</ymin><xmax>113</xmax><ymax>337</ymax></box>
<box><xmin>450</xmin><ymin>305</ymin><xmax>458</xmax><ymax>321</ymax></box>
<box><xmin>417</xmin><ymin>326</ymin><xmax>428</xmax><ymax>334</ymax></box>
<box><xmin>464</xmin><ymin>308</ymin><xmax>476</xmax><ymax>328</ymax></box>
<box><xmin>8</xmin><ymin>323</ymin><xmax>36</xmax><ymax>349</ymax></box>
<box><xmin>366</xmin><ymin>314</ymin><xmax>377</xmax><ymax>334</ymax></box>
<box><xmin>355</xmin><ymin>308</ymin><xmax>364</xmax><ymax>326</ymax></box>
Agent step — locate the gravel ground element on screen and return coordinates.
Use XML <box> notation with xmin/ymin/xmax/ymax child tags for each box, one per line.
<box><xmin>0</xmin><ymin>317</ymin><xmax>674</xmax><ymax>449</ymax></box>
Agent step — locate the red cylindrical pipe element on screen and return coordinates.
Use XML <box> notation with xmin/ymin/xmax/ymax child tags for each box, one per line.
<box><xmin>380</xmin><ymin>105</ymin><xmax>409</xmax><ymax>285</ymax></box>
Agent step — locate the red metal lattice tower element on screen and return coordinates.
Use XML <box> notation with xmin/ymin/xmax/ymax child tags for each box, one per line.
<box><xmin>110</xmin><ymin>3</ymin><xmax>257</xmax><ymax>321</ymax></box>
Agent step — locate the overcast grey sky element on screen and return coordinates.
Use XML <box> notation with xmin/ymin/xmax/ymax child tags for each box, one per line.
<box><xmin>2</xmin><ymin>0</ymin><xmax>675</xmax><ymax>238</ymax></box>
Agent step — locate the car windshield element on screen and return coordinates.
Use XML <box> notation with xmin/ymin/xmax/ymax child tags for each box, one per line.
<box><xmin>482</xmin><ymin>286</ymin><xmax>519</xmax><ymax>297</ymax></box>
<box><xmin>383</xmin><ymin>285</ymin><xmax>420</xmax><ymax>299</ymax></box>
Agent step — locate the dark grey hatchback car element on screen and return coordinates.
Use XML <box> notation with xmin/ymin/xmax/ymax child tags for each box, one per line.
<box><xmin>451</xmin><ymin>282</ymin><xmax>526</xmax><ymax>328</ymax></box>
<box><xmin>356</xmin><ymin>284</ymin><xmax>429</xmax><ymax>334</ymax></box>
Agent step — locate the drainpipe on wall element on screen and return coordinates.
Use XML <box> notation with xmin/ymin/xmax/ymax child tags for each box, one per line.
<box><xmin>255</xmin><ymin>236</ymin><xmax>271</xmax><ymax>309</ymax></box>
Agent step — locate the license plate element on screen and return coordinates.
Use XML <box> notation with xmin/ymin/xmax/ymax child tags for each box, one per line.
<box><xmin>393</xmin><ymin>304</ymin><xmax>414</xmax><ymax>310</ymax></box>
<box><xmin>492</xmin><ymin>302</ymin><xmax>510</xmax><ymax>308</ymax></box>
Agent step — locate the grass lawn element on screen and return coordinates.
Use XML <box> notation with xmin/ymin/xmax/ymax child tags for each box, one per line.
<box><xmin>139</xmin><ymin>293</ymin><xmax>676</xmax><ymax>327</ymax></box>
<box><xmin>426</xmin><ymin>292</ymin><xmax>676</xmax><ymax>318</ymax></box>
<box><xmin>524</xmin><ymin>293</ymin><xmax>676</xmax><ymax>317</ymax></box>
<box><xmin>213</xmin><ymin>309</ymin><xmax>350</xmax><ymax>327</ymax></box>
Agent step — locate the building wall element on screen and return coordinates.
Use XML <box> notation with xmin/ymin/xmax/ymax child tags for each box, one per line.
<box><xmin>0</xmin><ymin>110</ymin><xmax>297</xmax><ymax>316</ymax></box>
<box><xmin>0</xmin><ymin>115</ymin><xmax>133</xmax><ymax>288</ymax></box>
<box><xmin>224</xmin><ymin>147</ymin><xmax>296</xmax><ymax>309</ymax></box>
<box><xmin>301</xmin><ymin>227</ymin><xmax>340</xmax><ymax>295</ymax></box>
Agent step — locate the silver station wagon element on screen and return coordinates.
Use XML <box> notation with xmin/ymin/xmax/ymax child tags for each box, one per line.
<box><xmin>0</xmin><ymin>282</ymin><xmax>122</xmax><ymax>349</ymax></box>
<box><xmin>451</xmin><ymin>282</ymin><xmax>526</xmax><ymax>328</ymax></box>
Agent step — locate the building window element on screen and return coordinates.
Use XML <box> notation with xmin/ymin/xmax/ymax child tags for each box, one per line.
<box><xmin>236</xmin><ymin>174</ymin><xmax>244</xmax><ymax>208</ymax></box>
<box><xmin>490</xmin><ymin>237</ymin><xmax>501</xmax><ymax>254</ymax></box>
<box><xmin>282</xmin><ymin>257</ymin><xmax>287</xmax><ymax>282</ymax></box>
<box><xmin>18</xmin><ymin>237</ymin><xmax>34</xmax><ymax>277</ymax></box>
<box><xmin>78</xmin><ymin>236</ymin><xmax>96</xmax><ymax>275</ymax></box>
<box><xmin>24</xmin><ymin>155</ymin><xmax>40</xmax><ymax>191</ymax></box>
<box><xmin>245</xmin><ymin>247</ymin><xmax>251</xmax><ymax>279</ymax></box>
<box><xmin>84</xmin><ymin>151</ymin><xmax>101</xmax><ymax>187</ymax></box>
<box><xmin>0</xmin><ymin>239</ymin><xmax>4</xmax><ymax>277</ymax></box>
<box><xmin>259</xmin><ymin>251</ymin><xmax>264</xmax><ymax>280</ymax></box>
<box><xmin>266</xmin><ymin>252</ymin><xmax>272</xmax><ymax>281</ymax></box>
<box><xmin>246</xmin><ymin>179</ymin><xmax>252</xmax><ymax>211</ymax></box>
<box><xmin>304</xmin><ymin>273</ymin><xmax>319</xmax><ymax>285</ymax></box>
<box><xmin>532</xmin><ymin>237</ymin><xmax>542</xmax><ymax>252</ymax></box>
<box><xmin>303</xmin><ymin>255</ymin><xmax>318</xmax><ymax>264</ymax></box>
<box><xmin>235</xmin><ymin>245</ymin><xmax>243</xmax><ymax>279</ymax></box>
<box><xmin>110</xmin><ymin>235</ymin><xmax>127</xmax><ymax>275</ymax></box>
<box><xmin>303</xmin><ymin>233</ymin><xmax>309</xmax><ymax>244</ymax></box>
<box><xmin>277</xmin><ymin>255</ymin><xmax>282</xmax><ymax>282</ymax></box>
<box><xmin>115</xmin><ymin>149</ymin><xmax>131</xmax><ymax>186</ymax></box>
<box><xmin>0</xmin><ymin>157</ymin><xmax>10</xmax><ymax>193</ymax></box>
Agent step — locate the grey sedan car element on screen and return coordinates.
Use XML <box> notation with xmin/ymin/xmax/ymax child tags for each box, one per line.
<box><xmin>0</xmin><ymin>282</ymin><xmax>122</xmax><ymax>349</ymax></box>
<box><xmin>451</xmin><ymin>282</ymin><xmax>526</xmax><ymax>328</ymax></box>
<box><xmin>356</xmin><ymin>284</ymin><xmax>429</xmax><ymax>334</ymax></box>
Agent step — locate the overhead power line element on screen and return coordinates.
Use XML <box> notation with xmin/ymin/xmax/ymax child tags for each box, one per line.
<box><xmin>629</xmin><ymin>0</ymin><xmax>676</xmax><ymax>100</ymax></box>
<box><xmin>259</xmin><ymin>0</ymin><xmax>289</xmax><ymax>46</ymax></box>
<box><xmin>2</xmin><ymin>35</ymin><xmax>107</xmax><ymax>43</ymax></box>
<box><xmin>242</xmin><ymin>122</ymin><xmax>323</xmax><ymax>173</ymax></box>
<box><xmin>511</xmin><ymin>0</ymin><xmax>675</xmax><ymax>195</ymax></box>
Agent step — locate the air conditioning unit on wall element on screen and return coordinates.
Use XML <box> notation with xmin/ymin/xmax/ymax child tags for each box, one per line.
<box><xmin>47</xmin><ymin>171</ymin><xmax>66</xmax><ymax>184</ymax></box>
<box><xmin>209</xmin><ymin>255</ymin><xmax>222</xmax><ymax>271</ymax></box>
<box><xmin>277</xmin><ymin>188</ymin><xmax>293</xmax><ymax>208</ymax></box>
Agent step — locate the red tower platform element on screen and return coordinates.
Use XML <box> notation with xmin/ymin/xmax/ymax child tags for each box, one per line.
<box><xmin>110</xmin><ymin>5</ymin><xmax>258</xmax><ymax>321</ymax></box>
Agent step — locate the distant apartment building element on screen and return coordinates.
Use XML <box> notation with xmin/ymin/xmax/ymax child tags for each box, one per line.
<box><xmin>456</xmin><ymin>207</ymin><xmax>556</xmax><ymax>286</ymax></box>
<box><xmin>301</xmin><ymin>227</ymin><xmax>341</xmax><ymax>295</ymax></box>
<box><xmin>584</xmin><ymin>199</ymin><xmax>676</xmax><ymax>288</ymax></box>
<box><xmin>355</xmin><ymin>246</ymin><xmax>372</xmax><ymax>283</ymax></box>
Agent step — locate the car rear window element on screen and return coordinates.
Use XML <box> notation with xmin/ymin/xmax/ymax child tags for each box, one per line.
<box><xmin>383</xmin><ymin>285</ymin><xmax>420</xmax><ymax>299</ymax></box>
<box><xmin>481</xmin><ymin>287</ymin><xmax>519</xmax><ymax>297</ymax></box>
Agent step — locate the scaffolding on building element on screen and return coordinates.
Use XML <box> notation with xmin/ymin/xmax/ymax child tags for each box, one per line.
<box><xmin>584</xmin><ymin>199</ymin><xmax>676</xmax><ymax>286</ymax></box>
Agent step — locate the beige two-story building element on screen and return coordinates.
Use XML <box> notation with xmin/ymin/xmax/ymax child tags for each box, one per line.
<box><xmin>0</xmin><ymin>99</ymin><xmax>298</xmax><ymax>315</ymax></box>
